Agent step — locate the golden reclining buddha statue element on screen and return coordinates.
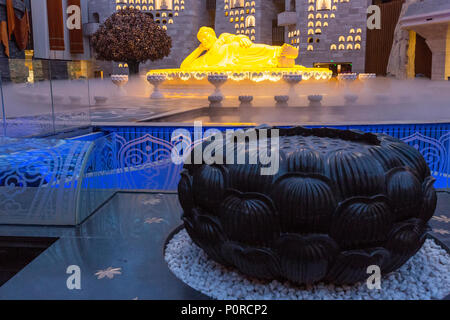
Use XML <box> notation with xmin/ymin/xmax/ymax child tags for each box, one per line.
<box><xmin>147</xmin><ymin>27</ymin><xmax>331</xmax><ymax>81</ymax></box>
<box><xmin>181</xmin><ymin>27</ymin><xmax>300</xmax><ymax>70</ymax></box>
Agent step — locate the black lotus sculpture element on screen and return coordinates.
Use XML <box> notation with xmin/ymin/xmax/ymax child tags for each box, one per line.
<box><xmin>177</xmin><ymin>126</ymin><xmax>436</xmax><ymax>285</ymax></box>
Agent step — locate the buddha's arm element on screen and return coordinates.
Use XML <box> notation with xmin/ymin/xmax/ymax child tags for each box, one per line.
<box><xmin>180</xmin><ymin>46</ymin><xmax>207</xmax><ymax>69</ymax></box>
<box><xmin>229</xmin><ymin>34</ymin><xmax>253</xmax><ymax>48</ymax></box>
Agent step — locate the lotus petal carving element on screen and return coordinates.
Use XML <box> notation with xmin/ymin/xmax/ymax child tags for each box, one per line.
<box><xmin>271</xmin><ymin>173</ymin><xmax>336</xmax><ymax>233</ymax></box>
<box><xmin>219</xmin><ymin>190</ymin><xmax>279</xmax><ymax>246</ymax></box>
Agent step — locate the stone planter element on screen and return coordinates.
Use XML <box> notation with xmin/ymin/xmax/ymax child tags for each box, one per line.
<box><xmin>344</xmin><ymin>94</ymin><xmax>358</xmax><ymax>104</ymax></box>
<box><xmin>274</xmin><ymin>95</ymin><xmax>289</xmax><ymax>106</ymax></box>
<box><xmin>94</xmin><ymin>96</ymin><xmax>108</xmax><ymax>105</ymax></box>
<box><xmin>177</xmin><ymin>126</ymin><xmax>436</xmax><ymax>285</ymax></box>
<box><xmin>147</xmin><ymin>74</ymin><xmax>166</xmax><ymax>99</ymax></box>
<box><xmin>283</xmin><ymin>74</ymin><xmax>302</xmax><ymax>97</ymax></box>
<box><xmin>207</xmin><ymin>74</ymin><xmax>228</xmax><ymax>98</ymax></box>
<box><xmin>208</xmin><ymin>95</ymin><xmax>223</xmax><ymax>107</ymax></box>
<box><xmin>69</xmin><ymin>96</ymin><xmax>82</xmax><ymax>105</ymax></box>
<box><xmin>111</xmin><ymin>74</ymin><xmax>129</xmax><ymax>96</ymax></box>
<box><xmin>308</xmin><ymin>94</ymin><xmax>323</xmax><ymax>106</ymax></box>
<box><xmin>239</xmin><ymin>95</ymin><xmax>253</xmax><ymax>107</ymax></box>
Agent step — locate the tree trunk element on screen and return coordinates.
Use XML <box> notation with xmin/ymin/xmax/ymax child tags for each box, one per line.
<box><xmin>128</xmin><ymin>61</ymin><xmax>140</xmax><ymax>75</ymax></box>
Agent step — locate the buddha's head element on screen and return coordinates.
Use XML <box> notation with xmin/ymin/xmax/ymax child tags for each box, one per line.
<box><xmin>197</xmin><ymin>27</ymin><xmax>217</xmax><ymax>50</ymax></box>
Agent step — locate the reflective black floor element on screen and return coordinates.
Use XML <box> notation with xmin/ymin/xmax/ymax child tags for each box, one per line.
<box><xmin>0</xmin><ymin>192</ymin><xmax>207</xmax><ymax>300</ymax></box>
<box><xmin>0</xmin><ymin>191</ymin><xmax>449</xmax><ymax>300</ymax></box>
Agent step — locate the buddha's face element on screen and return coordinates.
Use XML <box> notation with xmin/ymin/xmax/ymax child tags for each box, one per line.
<box><xmin>198</xmin><ymin>28</ymin><xmax>217</xmax><ymax>50</ymax></box>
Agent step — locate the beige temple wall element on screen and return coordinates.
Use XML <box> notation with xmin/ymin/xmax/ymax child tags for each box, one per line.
<box><xmin>386</xmin><ymin>0</ymin><xmax>420</xmax><ymax>79</ymax></box>
<box><xmin>293</xmin><ymin>0</ymin><xmax>369</xmax><ymax>73</ymax></box>
<box><xmin>409</xmin><ymin>23</ymin><xmax>450</xmax><ymax>81</ymax></box>
<box><xmin>387</xmin><ymin>0</ymin><xmax>450</xmax><ymax>81</ymax></box>
<box><xmin>215</xmin><ymin>0</ymin><xmax>275</xmax><ymax>44</ymax></box>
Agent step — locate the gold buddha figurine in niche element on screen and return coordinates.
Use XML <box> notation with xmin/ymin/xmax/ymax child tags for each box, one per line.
<box><xmin>180</xmin><ymin>27</ymin><xmax>299</xmax><ymax>70</ymax></box>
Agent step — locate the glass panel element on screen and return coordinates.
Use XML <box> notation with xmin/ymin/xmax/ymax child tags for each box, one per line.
<box><xmin>0</xmin><ymin>71</ymin><xmax>5</xmax><ymax>138</ymax></box>
<box><xmin>49</xmin><ymin>60</ymin><xmax>92</xmax><ymax>133</ymax></box>
<box><xmin>1</xmin><ymin>58</ymin><xmax>55</xmax><ymax>137</ymax></box>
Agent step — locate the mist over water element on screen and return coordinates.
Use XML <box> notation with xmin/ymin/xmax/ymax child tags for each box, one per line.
<box><xmin>3</xmin><ymin>74</ymin><xmax>449</xmax><ymax>130</ymax></box>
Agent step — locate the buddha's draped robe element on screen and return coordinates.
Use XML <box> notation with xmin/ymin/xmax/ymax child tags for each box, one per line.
<box><xmin>187</xmin><ymin>33</ymin><xmax>282</xmax><ymax>69</ymax></box>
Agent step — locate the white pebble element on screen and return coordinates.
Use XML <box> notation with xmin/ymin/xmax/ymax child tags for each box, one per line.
<box><xmin>165</xmin><ymin>230</ymin><xmax>450</xmax><ymax>300</ymax></box>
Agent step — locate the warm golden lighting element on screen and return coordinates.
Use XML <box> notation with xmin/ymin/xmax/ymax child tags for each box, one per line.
<box><xmin>147</xmin><ymin>27</ymin><xmax>332</xmax><ymax>82</ymax></box>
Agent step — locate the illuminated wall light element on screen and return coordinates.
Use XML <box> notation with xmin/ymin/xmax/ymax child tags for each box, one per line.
<box><xmin>308</xmin><ymin>21</ymin><xmax>314</xmax><ymax>27</ymax></box>
<box><xmin>308</xmin><ymin>5</ymin><xmax>314</xmax><ymax>11</ymax></box>
<box><xmin>330</xmin><ymin>13</ymin><xmax>335</xmax><ymax>18</ymax></box>
<box><xmin>338</xmin><ymin>44</ymin><xmax>344</xmax><ymax>50</ymax></box>
<box><xmin>315</xmin><ymin>28</ymin><xmax>322</xmax><ymax>34</ymax></box>
<box><xmin>307</xmin><ymin>45</ymin><xmax>314</xmax><ymax>51</ymax></box>
<box><xmin>317</xmin><ymin>0</ymin><xmax>331</xmax><ymax>10</ymax></box>
<box><xmin>355</xmin><ymin>43</ymin><xmax>361</xmax><ymax>50</ymax></box>
<box><xmin>350</xmin><ymin>28</ymin><xmax>355</xmax><ymax>34</ymax></box>
<box><xmin>308</xmin><ymin>29</ymin><xmax>314</xmax><ymax>35</ymax></box>
<box><xmin>339</xmin><ymin>36</ymin><xmax>345</xmax><ymax>42</ymax></box>
<box><xmin>330</xmin><ymin>44</ymin><xmax>337</xmax><ymax>50</ymax></box>
<box><xmin>316</xmin><ymin>13</ymin><xmax>322</xmax><ymax>19</ymax></box>
<box><xmin>332</xmin><ymin>5</ymin><xmax>337</xmax><ymax>10</ymax></box>
<box><xmin>347</xmin><ymin>35</ymin><xmax>353</xmax><ymax>41</ymax></box>
<box><xmin>308</xmin><ymin>14</ymin><xmax>314</xmax><ymax>19</ymax></box>
<box><xmin>355</xmin><ymin>35</ymin><xmax>361</xmax><ymax>41</ymax></box>
<box><xmin>323</xmin><ymin>22</ymin><xmax>328</xmax><ymax>27</ymax></box>
<box><xmin>357</xmin><ymin>28</ymin><xmax>362</xmax><ymax>33</ymax></box>
<box><xmin>346</xmin><ymin>43</ymin><xmax>353</xmax><ymax>50</ymax></box>
<box><xmin>316</xmin><ymin>21</ymin><xmax>321</xmax><ymax>27</ymax></box>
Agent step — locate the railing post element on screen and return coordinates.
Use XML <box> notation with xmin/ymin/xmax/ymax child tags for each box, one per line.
<box><xmin>0</xmin><ymin>71</ymin><xmax>6</xmax><ymax>137</ymax></box>
<box><xmin>48</xmin><ymin>61</ymin><xmax>56</xmax><ymax>135</ymax></box>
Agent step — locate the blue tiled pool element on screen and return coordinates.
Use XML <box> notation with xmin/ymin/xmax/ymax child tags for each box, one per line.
<box><xmin>0</xmin><ymin>123</ymin><xmax>449</xmax><ymax>226</ymax></box>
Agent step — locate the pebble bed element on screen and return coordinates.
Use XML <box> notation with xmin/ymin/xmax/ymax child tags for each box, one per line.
<box><xmin>165</xmin><ymin>229</ymin><xmax>450</xmax><ymax>300</ymax></box>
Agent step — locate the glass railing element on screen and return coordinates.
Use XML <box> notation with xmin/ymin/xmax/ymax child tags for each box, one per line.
<box><xmin>0</xmin><ymin>58</ymin><xmax>94</xmax><ymax>138</ymax></box>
